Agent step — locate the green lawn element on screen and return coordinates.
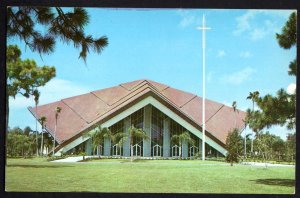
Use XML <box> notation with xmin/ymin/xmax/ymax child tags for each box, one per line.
<box><xmin>5</xmin><ymin>158</ymin><xmax>295</xmax><ymax>193</ymax></box>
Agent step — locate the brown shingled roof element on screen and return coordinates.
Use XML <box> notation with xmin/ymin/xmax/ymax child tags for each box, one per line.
<box><xmin>28</xmin><ymin>79</ymin><xmax>246</xmax><ymax>151</ymax></box>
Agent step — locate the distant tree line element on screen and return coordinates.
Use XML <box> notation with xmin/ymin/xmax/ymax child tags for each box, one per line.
<box><xmin>225</xmin><ymin>129</ymin><xmax>295</xmax><ymax>165</ymax></box>
<box><xmin>7</xmin><ymin>126</ymin><xmax>53</xmax><ymax>158</ymax></box>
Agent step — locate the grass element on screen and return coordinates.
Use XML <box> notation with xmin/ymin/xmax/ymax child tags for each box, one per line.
<box><xmin>5</xmin><ymin>158</ymin><xmax>295</xmax><ymax>193</ymax></box>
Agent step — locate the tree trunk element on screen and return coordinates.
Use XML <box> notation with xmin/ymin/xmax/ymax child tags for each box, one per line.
<box><xmin>251</xmin><ymin>101</ymin><xmax>254</xmax><ymax>153</ymax></box>
<box><xmin>251</xmin><ymin>138</ymin><xmax>254</xmax><ymax>154</ymax></box>
<box><xmin>131</xmin><ymin>145</ymin><xmax>134</xmax><ymax>162</ymax></box>
<box><xmin>98</xmin><ymin>145</ymin><xmax>101</xmax><ymax>159</ymax></box>
<box><xmin>179</xmin><ymin>144</ymin><xmax>182</xmax><ymax>160</ymax></box>
<box><xmin>53</xmin><ymin>120</ymin><xmax>57</xmax><ymax>157</ymax></box>
<box><xmin>244</xmin><ymin>132</ymin><xmax>247</xmax><ymax>158</ymax></box>
<box><xmin>40</xmin><ymin>129</ymin><xmax>44</xmax><ymax>156</ymax></box>
<box><xmin>35</xmin><ymin>101</ymin><xmax>38</xmax><ymax>157</ymax></box>
<box><xmin>258</xmin><ymin>144</ymin><xmax>267</xmax><ymax>169</ymax></box>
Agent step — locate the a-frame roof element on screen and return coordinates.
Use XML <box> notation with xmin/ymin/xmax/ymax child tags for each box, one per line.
<box><xmin>28</xmin><ymin>79</ymin><xmax>246</xmax><ymax>150</ymax></box>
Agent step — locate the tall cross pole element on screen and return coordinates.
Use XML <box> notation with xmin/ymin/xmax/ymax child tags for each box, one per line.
<box><xmin>197</xmin><ymin>15</ymin><xmax>210</xmax><ymax>161</ymax></box>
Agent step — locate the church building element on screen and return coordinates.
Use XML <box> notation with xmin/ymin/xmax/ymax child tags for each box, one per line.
<box><xmin>28</xmin><ymin>79</ymin><xmax>246</xmax><ymax>158</ymax></box>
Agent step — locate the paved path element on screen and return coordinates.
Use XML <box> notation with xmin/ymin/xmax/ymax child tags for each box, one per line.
<box><xmin>51</xmin><ymin>156</ymin><xmax>96</xmax><ymax>162</ymax></box>
<box><xmin>51</xmin><ymin>157</ymin><xmax>295</xmax><ymax>168</ymax></box>
<box><xmin>241</xmin><ymin>161</ymin><xmax>295</xmax><ymax>167</ymax></box>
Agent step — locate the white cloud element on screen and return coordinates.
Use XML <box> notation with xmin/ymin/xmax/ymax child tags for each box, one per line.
<box><xmin>221</xmin><ymin>67</ymin><xmax>256</xmax><ymax>85</ymax></box>
<box><xmin>239</xmin><ymin>51</ymin><xmax>252</xmax><ymax>58</ymax></box>
<box><xmin>233</xmin><ymin>10</ymin><xmax>293</xmax><ymax>40</ymax></box>
<box><xmin>233</xmin><ymin>10</ymin><xmax>256</xmax><ymax>35</ymax></box>
<box><xmin>217</xmin><ymin>50</ymin><xmax>226</xmax><ymax>58</ymax></box>
<box><xmin>257</xmin><ymin>10</ymin><xmax>295</xmax><ymax>18</ymax></box>
<box><xmin>250</xmin><ymin>20</ymin><xmax>277</xmax><ymax>40</ymax></box>
<box><xmin>250</xmin><ymin>28</ymin><xmax>268</xmax><ymax>40</ymax></box>
<box><xmin>287</xmin><ymin>83</ymin><xmax>296</xmax><ymax>94</ymax></box>
<box><xmin>9</xmin><ymin>78</ymin><xmax>92</xmax><ymax>109</ymax></box>
<box><xmin>9</xmin><ymin>95</ymin><xmax>33</xmax><ymax>109</ymax></box>
<box><xmin>177</xmin><ymin>10</ymin><xmax>201</xmax><ymax>28</ymax></box>
<box><xmin>179</xmin><ymin>15</ymin><xmax>196</xmax><ymax>28</ymax></box>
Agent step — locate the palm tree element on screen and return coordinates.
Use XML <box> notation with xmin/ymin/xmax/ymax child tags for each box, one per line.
<box><xmin>33</xmin><ymin>89</ymin><xmax>40</xmax><ymax>156</ymax></box>
<box><xmin>118</xmin><ymin>125</ymin><xmax>149</xmax><ymax>162</ymax></box>
<box><xmin>53</xmin><ymin>106</ymin><xmax>62</xmax><ymax>156</ymax></box>
<box><xmin>232</xmin><ymin>101</ymin><xmax>238</xmax><ymax>128</ymax></box>
<box><xmin>84</xmin><ymin>126</ymin><xmax>114</xmax><ymax>158</ymax></box>
<box><xmin>247</xmin><ymin>91</ymin><xmax>260</xmax><ymax>153</ymax></box>
<box><xmin>39</xmin><ymin>116</ymin><xmax>47</xmax><ymax>156</ymax></box>
<box><xmin>232</xmin><ymin>101</ymin><xmax>246</xmax><ymax>158</ymax></box>
<box><xmin>171</xmin><ymin>131</ymin><xmax>195</xmax><ymax>159</ymax></box>
<box><xmin>43</xmin><ymin>133</ymin><xmax>53</xmax><ymax>155</ymax></box>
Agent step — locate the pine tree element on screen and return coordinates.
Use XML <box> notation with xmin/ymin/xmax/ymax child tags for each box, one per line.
<box><xmin>7</xmin><ymin>7</ymin><xmax>108</xmax><ymax>62</ymax></box>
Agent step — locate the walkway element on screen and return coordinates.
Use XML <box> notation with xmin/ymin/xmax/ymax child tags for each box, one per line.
<box><xmin>51</xmin><ymin>156</ymin><xmax>96</xmax><ymax>162</ymax></box>
<box><xmin>241</xmin><ymin>161</ymin><xmax>295</xmax><ymax>167</ymax></box>
<box><xmin>51</xmin><ymin>157</ymin><xmax>295</xmax><ymax>167</ymax></box>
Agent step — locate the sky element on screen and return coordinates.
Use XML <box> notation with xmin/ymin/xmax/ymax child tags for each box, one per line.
<box><xmin>7</xmin><ymin>8</ymin><xmax>296</xmax><ymax>140</ymax></box>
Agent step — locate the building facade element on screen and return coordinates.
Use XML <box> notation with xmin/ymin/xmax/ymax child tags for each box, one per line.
<box><xmin>28</xmin><ymin>79</ymin><xmax>246</xmax><ymax>158</ymax></box>
<box><xmin>71</xmin><ymin>105</ymin><xmax>222</xmax><ymax>158</ymax></box>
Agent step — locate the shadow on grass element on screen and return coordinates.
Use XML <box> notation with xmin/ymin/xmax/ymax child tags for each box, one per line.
<box><xmin>6</xmin><ymin>164</ymin><xmax>74</xmax><ymax>168</ymax></box>
<box><xmin>250</xmin><ymin>178</ymin><xmax>295</xmax><ymax>187</ymax></box>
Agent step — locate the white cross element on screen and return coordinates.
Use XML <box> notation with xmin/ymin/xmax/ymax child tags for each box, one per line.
<box><xmin>197</xmin><ymin>15</ymin><xmax>211</xmax><ymax>161</ymax></box>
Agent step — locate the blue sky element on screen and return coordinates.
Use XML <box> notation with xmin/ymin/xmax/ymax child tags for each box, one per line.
<box><xmin>8</xmin><ymin>8</ymin><xmax>296</xmax><ymax>140</ymax></box>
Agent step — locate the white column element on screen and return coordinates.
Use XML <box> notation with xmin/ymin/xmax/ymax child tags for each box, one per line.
<box><xmin>199</xmin><ymin>138</ymin><xmax>202</xmax><ymax>156</ymax></box>
<box><xmin>182</xmin><ymin>140</ymin><xmax>188</xmax><ymax>158</ymax></box>
<box><xmin>104</xmin><ymin>137</ymin><xmax>111</xmax><ymax>156</ymax></box>
<box><xmin>163</xmin><ymin>117</ymin><xmax>170</xmax><ymax>157</ymax></box>
<box><xmin>143</xmin><ymin>105</ymin><xmax>152</xmax><ymax>157</ymax></box>
<box><xmin>123</xmin><ymin>117</ymin><xmax>131</xmax><ymax>157</ymax></box>
<box><xmin>85</xmin><ymin>138</ymin><xmax>92</xmax><ymax>155</ymax></box>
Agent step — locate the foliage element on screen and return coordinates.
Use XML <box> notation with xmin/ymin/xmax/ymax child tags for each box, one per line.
<box><xmin>285</xmin><ymin>133</ymin><xmax>296</xmax><ymax>162</ymax></box>
<box><xmin>127</xmin><ymin>125</ymin><xmax>150</xmax><ymax>162</ymax></box>
<box><xmin>52</xmin><ymin>106</ymin><xmax>62</xmax><ymax>156</ymax></box>
<box><xmin>127</xmin><ymin>125</ymin><xmax>150</xmax><ymax>143</ymax></box>
<box><xmin>6</xmin><ymin>126</ymin><xmax>54</xmax><ymax>157</ymax></box>
<box><xmin>225</xmin><ymin>128</ymin><xmax>243</xmax><ymax>166</ymax></box>
<box><xmin>55</xmin><ymin>106</ymin><xmax>62</xmax><ymax>118</ymax></box>
<box><xmin>6</xmin><ymin>45</ymin><xmax>56</xmax><ymax>137</ymax></box>
<box><xmin>7</xmin><ymin>45</ymin><xmax>56</xmax><ymax>99</ymax></box>
<box><xmin>171</xmin><ymin>131</ymin><xmax>195</xmax><ymax>146</ymax></box>
<box><xmin>246</xmin><ymin>91</ymin><xmax>259</xmax><ymax>154</ymax></box>
<box><xmin>276</xmin><ymin>12</ymin><xmax>297</xmax><ymax>50</ymax></box>
<box><xmin>84</xmin><ymin>125</ymin><xmax>148</xmax><ymax>161</ymax></box>
<box><xmin>39</xmin><ymin>116</ymin><xmax>47</xmax><ymax>156</ymax></box>
<box><xmin>7</xmin><ymin>7</ymin><xmax>108</xmax><ymax>62</ymax></box>
<box><xmin>245</xmin><ymin>12</ymin><xmax>296</xmax><ymax>132</ymax></box>
<box><xmin>7</xmin><ymin>127</ymin><xmax>34</xmax><ymax>157</ymax></box>
<box><xmin>171</xmin><ymin>131</ymin><xmax>195</xmax><ymax>159</ymax></box>
<box><xmin>252</xmin><ymin>131</ymin><xmax>292</xmax><ymax>163</ymax></box>
<box><xmin>246</xmin><ymin>89</ymin><xmax>296</xmax><ymax>131</ymax></box>
<box><xmin>232</xmin><ymin>101</ymin><xmax>237</xmax><ymax>112</ymax></box>
<box><xmin>84</xmin><ymin>126</ymin><xmax>114</xmax><ymax>157</ymax></box>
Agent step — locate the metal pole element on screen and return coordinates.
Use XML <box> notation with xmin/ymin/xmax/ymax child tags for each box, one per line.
<box><xmin>197</xmin><ymin>15</ymin><xmax>210</xmax><ymax>161</ymax></box>
<box><xmin>202</xmin><ymin>15</ymin><xmax>206</xmax><ymax>161</ymax></box>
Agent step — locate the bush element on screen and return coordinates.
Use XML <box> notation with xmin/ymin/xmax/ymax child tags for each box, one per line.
<box><xmin>47</xmin><ymin>156</ymin><xmax>65</xmax><ymax>161</ymax></box>
<box><xmin>225</xmin><ymin>128</ymin><xmax>243</xmax><ymax>166</ymax></box>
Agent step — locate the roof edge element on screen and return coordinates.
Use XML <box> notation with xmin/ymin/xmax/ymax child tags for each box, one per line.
<box><xmin>54</xmin><ymin>90</ymin><xmax>231</xmax><ymax>153</ymax></box>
